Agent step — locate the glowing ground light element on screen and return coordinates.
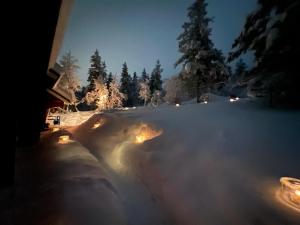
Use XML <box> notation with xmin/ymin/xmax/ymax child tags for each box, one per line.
<box><xmin>52</xmin><ymin>127</ymin><xmax>60</xmax><ymax>132</ymax></box>
<box><xmin>276</xmin><ymin>177</ymin><xmax>300</xmax><ymax>212</ymax></box>
<box><xmin>175</xmin><ymin>103</ymin><xmax>180</xmax><ymax>107</ymax></box>
<box><xmin>58</xmin><ymin>135</ymin><xmax>71</xmax><ymax>144</ymax></box>
<box><xmin>92</xmin><ymin>118</ymin><xmax>105</xmax><ymax>129</ymax></box>
<box><xmin>230</xmin><ymin>97</ymin><xmax>239</xmax><ymax>102</ymax></box>
<box><xmin>134</xmin><ymin>124</ymin><xmax>163</xmax><ymax>144</ymax></box>
<box><xmin>204</xmin><ymin>101</ymin><xmax>208</xmax><ymax>104</ymax></box>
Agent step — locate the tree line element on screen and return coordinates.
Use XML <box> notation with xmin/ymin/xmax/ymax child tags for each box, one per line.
<box><xmin>59</xmin><ymin>49</ymin><xmax>163</xmax><ymax>111</ymax></box>
<box><xmin>59</xmin><ymin>0</ymin><xmax>300</xmax><ymax>109</ymax></box>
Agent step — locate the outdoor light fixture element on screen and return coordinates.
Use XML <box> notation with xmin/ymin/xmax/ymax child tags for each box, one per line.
<box><xmin>134</xmin><ymin>124</ymin><xmax>163</xmax><ymax>144</ymax></box>
<box><xmin>58</xmin><ymin>135</ymin><xmax>71</xmax><ymax>144</ymax></box>
<box><xmin>277</xmin><ymin>177</ymin><xmax>300</xmax><ymax>212</ymax></box>
<box><xmin>204</xmin><ymin>101</ymin><xmax>208</xmax><ymax>104</ymax></box>
<box><xmin>92</xmin><ymin>118</ymin><xmax>105</xmax><ymax>129</ymax></box>
<box><xmin>230</xmin><ymin>96</ymin><xmax>239</xmax><ymax>102</ymax></box>
<box><xmin>175</xmin><ymin>103</ymin><xmax>180</xmax><ymax>107</ymax></box>
<box><xmin>52</xmin><ymin>127</ymin><xmax>60</xmax><ymax>132</ymax></box>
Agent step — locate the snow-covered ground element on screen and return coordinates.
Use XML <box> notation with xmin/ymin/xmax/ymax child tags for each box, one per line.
<box><xmin>15</xmin><ymin>95</ymin><xmax>300</xmax><ymax>225</ymax></box>
<box><xmin>67</xmin><ymin>95</ymin><xmax>300</xmax><ymax>225</ymax></box>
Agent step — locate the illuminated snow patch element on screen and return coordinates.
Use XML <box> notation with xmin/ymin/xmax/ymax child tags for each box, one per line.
<box><xmin>92</xmin><ymin>118</ymin><xmax>106</xmax><ymax>129</ymax></box>
<box><xmin>134</xmin><ymin>123</ymin><xmax>163</xmax><ymax>144</ymax></box>
<box><xmin>276</xmin><ymin>177</ymin><xmax>300</xmax><ymax>212</ymax></box>
<box><xmin>58</xmin><ymin>135</ymin><xmax>72</xmax><ymax>144</ymax></box>
<box><xmin>52</xmin><ymin>127</ymin><xmax>60</xmax><ymax>132</ymax></box>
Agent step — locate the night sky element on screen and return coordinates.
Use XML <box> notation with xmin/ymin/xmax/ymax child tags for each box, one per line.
<box><xmin>58</xmin><ymin>0</ymin><xmax>257</xmax><ymax>86</ymax></box>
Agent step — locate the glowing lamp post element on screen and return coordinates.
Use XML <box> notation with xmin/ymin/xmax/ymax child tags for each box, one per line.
<box><xmin>279</xmin><ymin>177</ymin><xmax>300</xmax><ymax>210</ymax></box>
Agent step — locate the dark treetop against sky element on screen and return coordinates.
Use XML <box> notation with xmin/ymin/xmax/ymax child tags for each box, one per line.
<box><xmin>58</xmin><ymin>0</ymin><xmax>256</xmax><ymax>86</ymax></box>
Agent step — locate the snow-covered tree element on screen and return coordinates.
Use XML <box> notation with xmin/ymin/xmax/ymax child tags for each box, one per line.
<box><xmin>234</xmin><ymin>59</ymin><xmax>247</xmax><ymax>77</ymax></box>
<box><xmin>87</xmin><ymin>49</ymin><xmax>107</xmax><ymax>91</ymax></box>
<box><xmin>175</xmin><ymin>0</ymin><xmax>229</xmax><ymax>102</ymax></box>
<box><xmin>150</xmin><ymin>90</ymin><xmax>163</xmax><ymax>107</ymax></box>
<box><xmin>164</xmin><ymin>75</ymin><xmax>185</xmax><ymax>104</ymax></box>
<box><xmin>149</xmin><ymin>60</ymin><xmax>163</xmax><ymax>94</ymax></box>
<box><xmin>120</xmin><ymin>62</ymin><xmax>132</xmax><ymax>106</ymax></box>
<box><xmin>107</xmin><ymin>77</ymin><xmax>126</xmax><ymax>109</ymax></box>
<box><xmin>85</xmin><ymin>79</ymin><xmax>108</xmax><ymax>111</ymax></box>
<box><xmin>59</xmin><ymin>51</ymin><xmax>81</xmax><ymax>105</ymax></box>
<box><xmin>230</xmin><ymin>58</ymin><xmax>247</xmax><ymax>85</ymax></box>
<box><xmin>228</xmin><ymin>0</ymin><xmax>300</xmax><ymax>106</ymax></box>
<box><xmin>139</xmin><ymin>81</ymin><xmax>151</xmax><ymax>106</ymax></box>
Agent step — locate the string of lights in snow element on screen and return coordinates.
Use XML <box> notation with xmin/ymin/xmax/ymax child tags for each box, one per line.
<box><xmin>277</xmin><ymin>177</ymin><xmax>300</xmax><ymax>212</ymax></box>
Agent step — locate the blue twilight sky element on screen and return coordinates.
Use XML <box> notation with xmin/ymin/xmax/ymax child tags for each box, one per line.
<box><xmin>58</xmin><ymin>0</ymin><xmax>257</xmax><ymax>86</ymax></box>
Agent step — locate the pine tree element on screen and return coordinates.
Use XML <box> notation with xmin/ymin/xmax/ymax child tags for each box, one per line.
<box><xmin>106</xmin><ymin>72</ymin><xmax>113</xmax><ymax>91</ymax></box>
<box><xmin>234</xmin><ymin>59</ymin><xmax>247</xmax><ymax>77</ymax></box>
<box><xmin>101</xmin><ymin>61</ymin><xmax>107</xmax><ymax>82</ymax></box>
<box><xmin>141</xmin><ymin>68</ymin><xmax>149</xmax><ymax>83</ymax></box>
<box><xmin>228</xmin><ymin>0</ymin><xmax>300</xmax><ymax>106</ymax></box>
<box><xmin>149</xmin><ymin>60</ymin><xmax>163</xmax><ymax>94</ymax></box>
<box><xmin>59</xmin><ymin>51</ymin><xmax>80</xmax><ymax>105</ymax></box>
<box><xmin>87</xmin><ymin>49</ymin><xmax>107</xmax><ymax>91</ymax></box>
<box><xmin>175</xmin><ymin>0</ymin><xmax>229</xmax><ymax>102</ymax></box>
<box><xmin>87</xmin><ymin>49</ymin><xmax>101</xmax><ymax>90</ymax></box>
<box><xmin>120</xmin><ymin>62</ymin><xmax>133</xmax><ymax>106</ymax></box>
<box><xmin>131</xmin><ymin>72</ymin><xmax>139</xmax><ymax>106</ymax></box>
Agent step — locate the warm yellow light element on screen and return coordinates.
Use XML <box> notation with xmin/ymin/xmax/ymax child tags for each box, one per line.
<box><xmin>135</xmin><ymin>135</ymin><xmax>145</xmax><ymax>143</ymax></box>
<box><xmin>92</xmin><ymin>118</ymin><xmax>105</xmax><ymax>129</ymax></box>
<box><xmin>52</xmin><ymin>127</ymin><xmax>60</xmax><ymax>132</ymax></box>
<box><xmin>278</xmin><ymin>177</ymin><xmax>300</xmax><ymax>211</ymax></box>
<box><xmin>175</xmin><ymin>103</ymin><xmax>180</xmax><ymax>107</ymax></box>
<box><xmin>58</xmin><ymin>135</ymin><xmax>71</xmax><ymax>144</ymax></box>
<box><xmin>134</xmin><ymin>124</ymin><xmax>163</xmax><ymax>144</ymax></box>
